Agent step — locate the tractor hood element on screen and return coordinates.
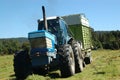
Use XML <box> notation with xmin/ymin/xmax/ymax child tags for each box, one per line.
<box><xmin>28</xmin><ymin>30</ymin><xmax>56</xmax><ymax>52</ymax></box>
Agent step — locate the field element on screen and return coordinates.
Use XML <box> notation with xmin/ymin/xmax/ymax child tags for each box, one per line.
<box><xmin>0</xmin><ymin>50</ymin><xmax>120</xmax><ymax>80</ymax></box>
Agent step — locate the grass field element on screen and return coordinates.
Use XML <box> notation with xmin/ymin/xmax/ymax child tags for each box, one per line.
<box><xmin>0</xmin><ymin>50</ymin><xmax>120</xmax><ymax>80</ymax></box>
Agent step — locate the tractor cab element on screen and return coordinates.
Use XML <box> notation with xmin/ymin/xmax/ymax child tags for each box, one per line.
<box><xmin>37</xmin><ymin>16</ymin><xmax>71</xmax><ymax>45</ymax></box>
<box><xmin>28</xmin><ymin>16</ymin><xmax>72</xmax><ymax>67</ymax></box>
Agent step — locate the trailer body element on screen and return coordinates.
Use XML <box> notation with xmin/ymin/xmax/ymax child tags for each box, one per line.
<box><xmin>62</xmin><ymin>14</ymin><xmax>92</xmax><ymax>50</ymax></box>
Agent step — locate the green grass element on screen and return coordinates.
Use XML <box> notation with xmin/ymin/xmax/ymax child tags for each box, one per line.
<box><xmin>0</xmin><ymin>50</ymin><xmax>120</xmax><ymax>80</ymax></box>
<box><xmin>0</xmin><ymin>55</ymin><xmax>15</xmax><ymax>80</ymax></box>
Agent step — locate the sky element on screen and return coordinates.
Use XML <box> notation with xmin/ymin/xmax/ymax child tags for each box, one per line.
<box><xmin>0</xmin><ymin>0</ymin><xmax>120</xmax><ymax>38</ymax></box>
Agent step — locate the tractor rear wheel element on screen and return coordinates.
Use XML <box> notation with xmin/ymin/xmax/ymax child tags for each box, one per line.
<box><xmin>72</xmin><ymin>42</ymin><xmax>84</xmax><ymax>73</ymax></box>
<box><xmin>13</xmin><ymin>50</ymin><xmax>32</xmax><ymax>79</ymax></box>
<box><xmin>60</xmin><ymin>44</ymin><xmax>75</xmax><ymax>77</ymax></box>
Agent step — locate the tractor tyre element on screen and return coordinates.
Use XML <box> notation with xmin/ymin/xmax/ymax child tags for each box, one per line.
<box><xmin>60</xmin><ymin>44</ymin><xmax>75</xmax><ymax>77</ymax></box>
<box><xmin>13</xmin><ymin>50</ymin><xmax>32</xmax><ymax>80</ymax></box>
<box><xmin>72</xmin><ymin>42</ymin><xmax>84</xmax><ymax>73</ymax></box>
<box><xmin>83</xmin><ymin>61</ymin><xmax>86</xmax><ymax>68</ymax></box>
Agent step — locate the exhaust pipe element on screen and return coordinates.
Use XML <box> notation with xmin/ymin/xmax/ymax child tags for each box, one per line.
<box><xmin>42</xmin><ymin>6</ymin><xmax>48</xmax><ymax>31</ymax></box>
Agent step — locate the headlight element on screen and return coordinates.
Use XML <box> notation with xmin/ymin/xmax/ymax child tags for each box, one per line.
<box><xmin>46</xmin><ymin>38</ymin><xmax>52</xmax><ymax>48</ymax></box>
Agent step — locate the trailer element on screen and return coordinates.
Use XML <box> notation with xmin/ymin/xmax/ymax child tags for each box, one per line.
<box><xmin>62</xmin><ymin>14</ymin><xmax>92</xmax><ymax>50</ymax></box>
<box><xmin>62</xmin><ymin>14</ymin><xmax>92</xmax><ymax>63</ymax></box>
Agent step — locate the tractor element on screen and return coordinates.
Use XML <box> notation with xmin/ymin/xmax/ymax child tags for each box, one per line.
<box><xmin>13</xmin><ymin>6</ymin><xmax>92</xmax><ymax>79</ymax></box>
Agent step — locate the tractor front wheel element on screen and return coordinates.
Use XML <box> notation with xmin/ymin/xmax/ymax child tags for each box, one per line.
<box><xmin>60</xmin><ymin>44</ymin><xmax>75</xmax><ymax>77</ymax></box>
<box><xmin>13</xmin><ymin>50</ymin><xmax>32</xmax><ymax>79</ymax></box>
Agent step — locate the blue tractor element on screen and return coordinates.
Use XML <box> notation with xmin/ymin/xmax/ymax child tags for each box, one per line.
<box><xmin>13</xmin><ymin>6</ymin><xmax>86</xmax><ymax>79</ymax></box>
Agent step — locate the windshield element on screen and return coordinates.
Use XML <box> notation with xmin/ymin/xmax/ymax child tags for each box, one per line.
<box><xmin>38</xmin><ymin>19</ymin><xmax>60</xmax><ymax>34</ymax></box>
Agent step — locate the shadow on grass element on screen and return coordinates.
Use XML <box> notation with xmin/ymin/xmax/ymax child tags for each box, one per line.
<box><xmin>9</xmin><ymin>74</ymin><xmax>16</xmax><ymax>80</ymax></box>
<box><xmin>94</xmin><ymin>71</ymin><xmax>106</xmax><ymax>75</ymax></box>
<box><xmin>32</xmin><ymin>69</ymin><xmax>61</xmax><ymax>79</ymax></box>
<box><xmin>33</xmin><ymin>72</ymin><xmax>61</xmax><ymax>79</ymax></box>
<box><xmin>9</xmin><ymin>72</ymin><xmax>61</xmax><ymax>80</ymax></box>
<box><xmin>47</xmin><ymin>73</ymin><xmax>61</xmax><ymax>79</ymax></box>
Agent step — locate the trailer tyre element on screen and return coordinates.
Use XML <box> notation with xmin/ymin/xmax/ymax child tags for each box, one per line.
<box><xmin>73</xmin><ymin>42</ymin><xmax>84</xmax><ymax>73</ymax></box>
<box><xmin>13</xmin><ymin>50</ymin><xmax>32</xmax><ymax>79</ymax></box>
<box><xmin>60</xmin><ymin>44</ymin><xmax>75</xmax><ymax>77</ymax></box>
<box><xmin>84</xmin><ymin>56</ymin><xmax>92</xmax><ymax>64</ymax></box>
<box><xmin>84</xmin><ymin>51</ymin><xmax>92</xmax><ymax>64</ymax></box>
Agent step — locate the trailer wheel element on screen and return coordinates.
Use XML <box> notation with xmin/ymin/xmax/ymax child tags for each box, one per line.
<box><xmin>13</xmin><ymin>50</ymin><xmax>32</xmax><ymax>79</ymax></box>
<box><xmin>84</xmin><ymin>56</ymin><xmax>92</xmax><ymax>64</ymax></box>
<box><xmin>84</xmin><ymin>51</ymin><xmax>92</xmax><ymax>64</ymax></box>
<box><xmin>73</xmin><ymin>42</ymin><xmax>84</xmax><ymax>73</ymax></box>
<box><xmin>60</xmin><ymin>44</ymin><xmax>75</xmax><ymax>77</ymax></box>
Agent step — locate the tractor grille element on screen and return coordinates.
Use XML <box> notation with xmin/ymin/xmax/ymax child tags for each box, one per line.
<box><xmin>29</xmin><ymin>37</ymin><xmax>52</xmax><ymax>48</ymax></box>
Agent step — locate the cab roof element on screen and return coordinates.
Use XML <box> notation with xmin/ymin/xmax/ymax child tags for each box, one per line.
<box><xmin>40</xmin><ymin>16</ymin><xmax>61</xmax><ymax>21</ymax></box>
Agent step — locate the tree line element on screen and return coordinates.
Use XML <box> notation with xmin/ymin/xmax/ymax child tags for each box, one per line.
<box><xmin>0</xmin><ymin>30</ymin><xmax>120</xmax><ymax>55</ymax></box>
<box><xmin>0</xmin><ymin>38</ymin><xmax>29</xmax><ymax>55</ymax></box>
<box><xmin>92</xmin><ymin>30</ymin><xmax>120</xmax><ymax>50</ymax></box>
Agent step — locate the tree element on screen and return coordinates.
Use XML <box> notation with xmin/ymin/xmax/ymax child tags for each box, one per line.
<box><xmin>22</xmin><ymin>42</ymin><xmax>30</xmax><ymax>51</ymax></box>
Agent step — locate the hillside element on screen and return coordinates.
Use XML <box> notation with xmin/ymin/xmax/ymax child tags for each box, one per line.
<box><xmin>0</xmin><ymin>37</ymin><xmax>28</xmax><ymax>43</ymax></box>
